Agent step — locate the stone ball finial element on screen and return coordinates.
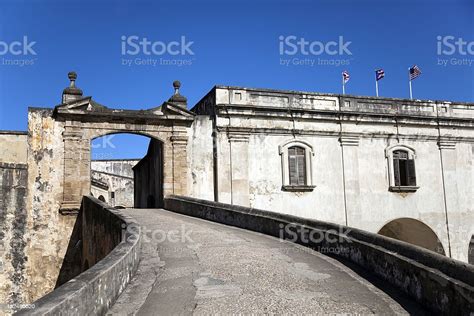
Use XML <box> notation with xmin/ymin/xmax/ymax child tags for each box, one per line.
<box><xmin>173</xmin><ymin>80</ymin><xmax>181</xmax><ymax>90</ymax></box>
<box><xmin>68</xmin><ymin>71</ymin><xmax>77</xmax><ymax>81</ymax></box>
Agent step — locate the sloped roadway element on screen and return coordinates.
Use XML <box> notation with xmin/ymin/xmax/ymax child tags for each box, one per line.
<box><xmin>107</xmin><ymin>208</ymin><xmax>427</xmax><ymax>315</ymax></box>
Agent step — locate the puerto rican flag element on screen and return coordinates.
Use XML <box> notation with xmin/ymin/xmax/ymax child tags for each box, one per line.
<box><xmin>375</xmin><ymin>69</ymin><xmax>385</xmax><ymax>81</ymax></box>
<box><xmin>342</xmin><ymin>70</ymin><xmax>350</xmax><ymax>83</ymax></box>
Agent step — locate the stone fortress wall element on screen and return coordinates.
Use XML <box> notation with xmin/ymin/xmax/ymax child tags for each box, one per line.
<box><xmin>190</xmin><ymin>86</ymin><xmax>474</xmax><ymax>263</ymax></box>
<box><xmin>0</xmin><ymin>76</ymin><xmax>473</xmax><ymax>310</ymax></box>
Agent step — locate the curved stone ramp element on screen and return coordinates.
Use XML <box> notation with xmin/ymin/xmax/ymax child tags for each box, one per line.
<box><xmin>108</xmin><ymin>208</ymin><xmax>426</xmax><ymax>315</ymax></box>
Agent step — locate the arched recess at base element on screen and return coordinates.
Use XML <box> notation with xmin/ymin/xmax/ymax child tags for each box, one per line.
<box><xmin>378</xmin><ymin>218</ymin><xmax>445</xmax><ymax>255</ymax></box>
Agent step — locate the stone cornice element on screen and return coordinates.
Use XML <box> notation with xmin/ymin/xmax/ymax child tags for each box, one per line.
<box><xmin>214</xmin><ymin>104</ymin><xmax>474</xmax><ymax>128</ymax></box>
<box><xmin>170</xmin><ymin>135</ymin><xmax>188</xmax><ymax>145</ymax></box>
<box><xmin>217</xmin><ymin>126</ymin><xmax>474</xmax><ymax>143</ymax></box>
<box><xmin>63</xmin><ymin>129</ymin><xmax>83</xmax><ymax>140</ymax></box>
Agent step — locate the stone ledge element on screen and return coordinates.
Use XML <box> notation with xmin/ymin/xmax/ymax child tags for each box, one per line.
<box><xmin>281</xmin><ymin>185</ymin><xmax>316</xmax><ymax>192</ymax></box>
<box><xmin>389</xmin><ymin>186</ymin><xmax>419</xmax><ymax>192</ymax></box>
<box><xmin>164</xmin><ymin>195</ymin><xmax>474</xmax><ymax>314</ymax></box>
<box><xmin>0</xmin><ymin>162</ymin><xmax>27</xmax><ymax>169</ymax></box>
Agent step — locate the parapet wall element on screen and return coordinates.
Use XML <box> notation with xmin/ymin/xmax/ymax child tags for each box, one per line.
<box><xmin>164</xmin><ymin>195</ymin><xmax>474</xmax><ymax>314</ymax></box>
<box><xmin>0</xmin><ymin>132</ymin><xmax>27</xmax><ymax>164</ymax></box>
<box><xmin>0</xmin><ymin>163</ymin><xmax>28</xmax><ymax>313</ymax></box>
<box><xmin>16</xmin><ymin>196</ymin><xmax>141</xmax><ymax>315</ymax></box>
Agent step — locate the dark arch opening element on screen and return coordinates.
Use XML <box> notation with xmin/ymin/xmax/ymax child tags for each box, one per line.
<box><xmin>90</xmin><ymin>133</ymin><xmax>164</xmax><ymax>209</ymax></box>
<box><xmin>378</xmin><ymin>218</ymin><xmax>445</xmax><ymax>255</ymax></box>
<box><xmin>98</xmin><ymin>195</ymin><xmax>106</xmax><ymax>202</ymax></box>
<box><xmin>468</xmin><ymin>236</ymin><xmax>474</xmax><ymax>264</ymax></box>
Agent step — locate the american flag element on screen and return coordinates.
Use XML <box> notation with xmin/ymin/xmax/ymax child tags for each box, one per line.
<box><xmin>375</xmin><ymin>69</ymin><xmax>385</xmax><ymax>81</ymax></box>
<box><xmin>342</xmin><ymin>70</ymin><xmax>350</xmax><ymax>83</ymax></box>
<box><xmin>409</xmin><ymin>65</ymin><xmax>422</xmax><ymax>81</ymax></box>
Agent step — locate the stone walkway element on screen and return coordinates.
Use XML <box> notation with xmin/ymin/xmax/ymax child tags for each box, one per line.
<box><xmin>107</xmin><ymin>209</ymin><xmax>426</xmax><ymax>315</ymax></box>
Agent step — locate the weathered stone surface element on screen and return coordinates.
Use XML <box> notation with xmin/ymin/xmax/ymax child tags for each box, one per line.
<box><xmin>24</xmin><ymin>108</ymin><xmax>69</xmax><ymax>305</ymax></box>
<box><xmin>0</xmin><ymin>132</ymin><xmax>27</xmax><ymax>164</ymax></box>
<box><xmin>16</xmin><ymin>196</ymin><xmax>141</xmax><ymax>316</ymax></box>
<box><xmin>0</xmin><ymin>163</ymin><xmax>27</xmax><ymax>314</ymax></box>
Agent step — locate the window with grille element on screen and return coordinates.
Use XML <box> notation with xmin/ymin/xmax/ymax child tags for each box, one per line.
<box><xmin>288</xmin><ymin>146</ymin><xmax>306</xmax><ymax>186</ymax></box>
<box><xmin>392</xmin><ymin>150</ymin><xmax>416</xmax><ymax>187</ymax></box>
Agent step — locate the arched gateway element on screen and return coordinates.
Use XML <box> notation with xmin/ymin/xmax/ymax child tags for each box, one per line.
<box><xmin>55</xmin><ymin>73</ymin><xmax>195</xmax><ymax>214</ymax></box>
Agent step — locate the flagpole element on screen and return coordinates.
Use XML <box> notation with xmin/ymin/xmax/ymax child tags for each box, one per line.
<box><xmin>408</xmin><ymin>68</ymin><xmax>413</xmax><ymax>100</ymax></box>
<box><xmin>375</xmin><ymin>79</ymin><xmax>379</xmax><ymax>97</ymax></box>
<box><xmin>342</xmin><ymin>76</ymin><xmax>345</xmax><ymax>95</ymax></box>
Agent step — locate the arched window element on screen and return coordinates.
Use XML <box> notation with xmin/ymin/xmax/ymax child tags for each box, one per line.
<box><xmin>288</xmin><ymin>146</ymin><xmax>306</xmax><ymax>186</ymax></box>
<box><xmin>393</xmin><ymin>150</ymin><xmax>416</xmax><ymax>187</ymax></box>
<box><xmin>279</xmin><ymin>140</ymin><xmax>315</xmax><ymax>191</ymax></box>
<box><xmin>385</xmin><ymin>145</ymin><xmax>418</xmax><ymax>192</ymax></box>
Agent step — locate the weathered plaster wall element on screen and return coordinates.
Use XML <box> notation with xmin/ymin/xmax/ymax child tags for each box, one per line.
<box><xmin>187</xmin><ymin>115</ymin><xmax>214</xmax><ymax>201</ymax></box>
<box><xmin>0</xmin><ymin>163</ymin><xmax>28</xmax><ymax>314</ymax></box>
<box><xmin>23</xmin><ymin>108</ymin><xmax>75</xmax><ymax>305</ymax></box>
<box><xmin>246</xmin><ymin>133</ymin><xmax>345</xmax><ymax>223</ymax></box>
<box><xmin>91</xmin><ymin>160</ymin><xmax>139</xmax><ymax>207</ymax></box>
<box><xmin>0</xmin><ymin>132</ymin><xmax>27</xmax><ymax>164</ymax></box>
<box><xmin>91</xmin><ymin>160</ymin><xmax>138</xmax><ymax>178</ymax></box>
<box><xmin>191</xmin><ymin>86</ymin><xmax>474</xmax><ymax>262</ymax></box>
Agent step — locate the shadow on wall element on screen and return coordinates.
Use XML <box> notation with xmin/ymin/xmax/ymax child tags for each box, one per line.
<box><xmin>469</xmin><ymin>236</ymin><xmax>474</xmax><ymax>265</ymax></box>
<box><xmin>53</xmin><ymin>196</ymin><xmax>124</xmax><ymax>288</ymax></box>
<box><xmin>54</xmin><ymin>209</ymin><xmax>83</xmax><ymax>288</ymax></box>
<box><xmin>133</xmin><ymin>138</ymin><xmax>164</xmax><ymax>208</ymax></box>
<box><xmin>378</xmin><ymin>218</ymin><xmax>445</xmax><ymax>255</ymax></box>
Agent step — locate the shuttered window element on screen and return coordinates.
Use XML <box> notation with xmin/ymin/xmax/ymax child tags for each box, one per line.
<box><xmin>288</xmin><ymin>146</ymin><xmax>306</xmax><ymax>186</ymax></box>
<box><xmin>393</xmin><ymin>150</ymin><xmax>416</xmax><ymax>186</ymax></box>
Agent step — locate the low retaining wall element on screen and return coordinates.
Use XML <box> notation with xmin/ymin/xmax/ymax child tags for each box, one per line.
<box><xmin>16</xmin><ymin>196</ymin><xmax>141</xmax><ymax>315</ymax></box>
<box><xmin>165</xmin><ymin>195</ymin><xmax>474</xmax><ymax>314</ymax></box>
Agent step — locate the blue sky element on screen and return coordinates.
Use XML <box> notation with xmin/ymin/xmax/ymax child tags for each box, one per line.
<box><xmin>0</xmin><ymin>0</ymin><xmax>472</xmax><ymax>158</ymax></box>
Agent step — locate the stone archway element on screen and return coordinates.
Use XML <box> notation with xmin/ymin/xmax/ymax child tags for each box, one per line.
<box><xmin>378</xmin><ymin>218</ymin><xmax>445</xmax><ymax>255</ymax></box>
<box><xmin>54</xmin><ymin>74</ymin><xmax>194</xmax><ymax>214</ymax></box>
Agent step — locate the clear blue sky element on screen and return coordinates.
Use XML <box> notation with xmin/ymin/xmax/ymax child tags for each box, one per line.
<box><xmin>0</xmin><ymin>0</ymin><xmax>472</xmax><ymax>158</ymax></box>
